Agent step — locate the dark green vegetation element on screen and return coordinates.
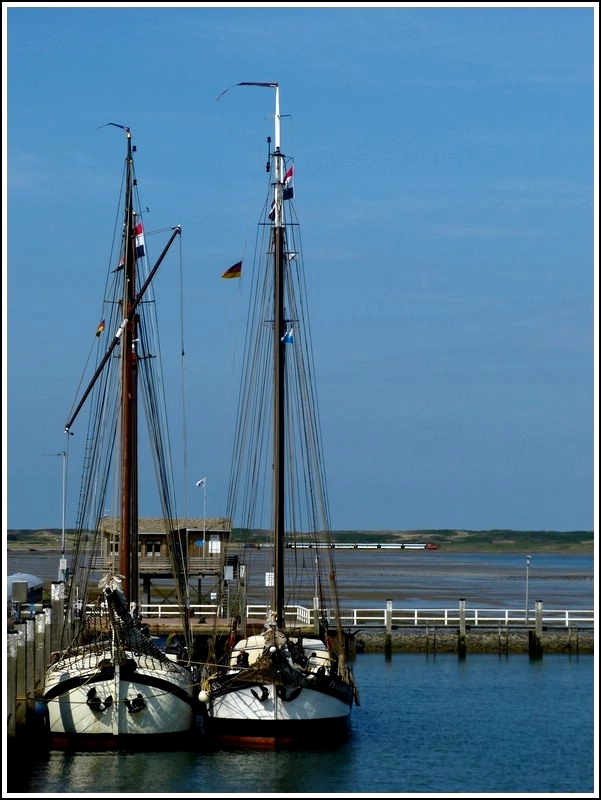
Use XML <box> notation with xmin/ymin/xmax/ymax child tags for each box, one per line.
<box><xmin>331</xmin><ymin>529</ymin><xmax>594</xmax><ymax>552</ymax></box>
<box><xmin>7</xmin><ymin>528</ymin><xmax>593</xmax><ymax>552</ymax></box>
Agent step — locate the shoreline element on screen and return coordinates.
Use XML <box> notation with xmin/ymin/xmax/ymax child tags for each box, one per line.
<box><xmin>6</xmin><ymin>542</ymin><xmax>595</xmax><ymax>554</ymax></box>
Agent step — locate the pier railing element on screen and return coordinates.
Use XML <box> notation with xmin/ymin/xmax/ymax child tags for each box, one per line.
<box><xmin>18</xmin><ymin>600</ymin><xmax>592</xmax><ymax>629</ymax></box>
<box><xmin>128</xmin><ymin>603</ymin><xmax>594</xmax><ymax>629</ymax></box>
<box><xmin>333</xmin><ymin>607</ymin><xmax>595</xmax><ymax>628</ymax></box>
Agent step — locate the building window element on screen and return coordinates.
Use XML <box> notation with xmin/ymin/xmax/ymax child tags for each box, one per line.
<box><xmin>145</xmin><ymin>540</ymin><xmax>161</xmax><ymax>557</ymax></box>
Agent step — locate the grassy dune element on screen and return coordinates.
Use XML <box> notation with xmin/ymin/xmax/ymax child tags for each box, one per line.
<box><xmin>6</xmin><ymin>527</ymin><xmax>594</xmax><ymax>552</ymax></box>
<box><xmin>330</xmin><ymin>529</ymin><xmax>594</xmax><ymax>552</ymax></box>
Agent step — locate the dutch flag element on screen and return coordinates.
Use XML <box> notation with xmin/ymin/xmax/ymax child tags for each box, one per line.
<box><xmin>135</xmin><ymin>222</ymin><xmax>145</xmax><ymax>258</ymax></box>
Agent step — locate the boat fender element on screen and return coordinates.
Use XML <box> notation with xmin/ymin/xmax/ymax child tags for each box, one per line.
<box><xmin>276</xmin><ymin>685</ymin><xmax>302</xmax><ymax>702</ymax></box>
<box><xmin>34</xmin><ymin>699</ymin><xmax>50</xmax><ymax>735</ymax></box>
<box><xmin>198</xmin><ymin>689</ymin><xmax>210</xmax><ymax>704</ymax></box>
<box><xmin>251</xmin><ymin>684</ymin><xmax>269</xmax><ymax>702</ymax></box>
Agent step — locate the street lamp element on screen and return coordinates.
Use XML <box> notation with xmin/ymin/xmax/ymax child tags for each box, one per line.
<box><xmin>196</xmin><ymin>477</ymin><xmax>207</xmax><ymax>539</ymax></box>
<box><xmin>525</xmin><ymin>555</ymin><xmax>531</xmax><ymax>624</ymax></box>
<box><xmin>43</xmin><ymin>450</ymin><xmax>68</xmax><ymax>582</ymax></box>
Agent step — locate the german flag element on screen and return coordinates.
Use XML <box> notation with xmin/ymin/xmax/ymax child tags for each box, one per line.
<box><xmin>222</xmin><ymin>261</ymin><xmax>242</xmax><ymax>279</ymax></box>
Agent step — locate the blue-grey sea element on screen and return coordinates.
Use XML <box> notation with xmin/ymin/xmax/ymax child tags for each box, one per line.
<box><xmin>5</xmin><ymin>550</ymin><xmax>597</xmax><ymax>796</ymax></box>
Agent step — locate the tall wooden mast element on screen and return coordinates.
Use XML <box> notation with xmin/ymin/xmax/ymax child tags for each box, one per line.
<box><xmin>119</xmin><ymin>129</ymin><xmax>138</xmax><ymax>604</ymax></box>
<box><xmin>271</xmin><ymin>84</ymin><xmax>286</xmax><ymax>629</ymax></box>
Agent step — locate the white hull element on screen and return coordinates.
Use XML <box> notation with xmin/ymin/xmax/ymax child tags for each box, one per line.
<box><xmin>202</xmin><ymin>634</ymin><xmax>354</xmax><ymax>744</ymax></box>
<box><xmin>204</xmin><ymin>682</ymin><xmax>352</xmax><ymax>746</ymax></box>
<box><xmin>44</xmin><ymin>646</ymin><xmax>195</xmax><ymax>743</ymax></box>
<box><xmin>208</xmin><ymin>682</ymin><xmax>351</xmax><ymax>722</ymax></box>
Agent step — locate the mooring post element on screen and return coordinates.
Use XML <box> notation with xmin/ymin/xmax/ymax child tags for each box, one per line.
<box><xmin>529</xmin><ymin>599</ymin><xmax>544</xmax><ymax>659</ymax></box>
<box><xmin>6</xmin><ymin>631</ymin><xmax>18</xmax><ymax>739</ymax></box>
<box><xmin>35</xmin><ymin>612</ymin><xmax>47</xmax><ymax>697</ymax></box>
<box><xmin>238</xmin><ymin>564</ymin><xmax>247</xmax><ymax>639</ymax></box>
<box><xmin>50</xmin><ymin>581</ymin><xmax>65</xmax><ymax>654</ymax></box>
<box><xmin>44</xmin><ymin>607</ymin><xmax>52</xmax><ymax>666</ymax></box>
<box><xmin>384</xmin><ymin>599</ymin><xmax>392</xmax><ymax>658</ymax></box>
<box><xmin>26</xmin><ymin>618</ymin><xmax>36</xmax><ymax>728</ymax></box>
<box><xmin>15</xmin><ymin>622</ymin><xmax>27</xmax><ymax>737</ymax></box>
<box><xmin>458</xmin><ymin>598</ymin><xmax>467</xmax><ymax>659</ymax></box>
<box><xmin>313</xmin><ymin>596</ymin><xmax>320</xmax><ymax>635</ymax></box>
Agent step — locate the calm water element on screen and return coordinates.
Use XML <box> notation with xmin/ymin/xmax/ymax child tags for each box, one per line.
<box><xmin>5</xmin><ymin>652</ymin><xmax>596</xmax><ymax>795</ymax></box>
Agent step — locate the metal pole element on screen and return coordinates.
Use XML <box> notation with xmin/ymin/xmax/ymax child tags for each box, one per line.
<box><xmin>43</xmin><ymin>451</ymin><xmax>68</xmax><ymax>582</ymax></box>
<box><xmin>196</xmin><ymin>478</ymin><xmax>207</xmax><ymax>536</ymax></box>
<box><xmin>59</xmin><ymin>450</ymin><xmax>67</xmax><ymax>581</ymax></box>
<box><xmin>525</xmin><ymin>555</ymin><xmax>531</xmax><ymax>624</ymax></box>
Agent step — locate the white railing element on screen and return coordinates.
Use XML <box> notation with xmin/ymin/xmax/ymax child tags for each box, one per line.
<box><xmin>335</xmin><ymin>607</ymin><xmax>595</xmax><ymax>628</ymax></box>
<box><xmin>131</xmin><ymin>603</ymin><xmax>594</xmax><ymax>629</ymax></box>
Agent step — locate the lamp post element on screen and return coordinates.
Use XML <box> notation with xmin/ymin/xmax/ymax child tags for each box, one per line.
<box><xmin>195</xmin><ymin>477</ymin><xmax>207</xmax><ymax>611</ymax></box>
<box><xmin>43</xmin><ymin>450</ymin><xmax>68</xmax><ymax>582</ymax></box>
<box><xmin>525</xmin><ymin>555</ymin><xmax>531</xmax><ymax>624</ymax></box>
<box><xmin>196</xmin><ymin>477</ymin><xmax>207</xmax><ymax>538</ymax></box>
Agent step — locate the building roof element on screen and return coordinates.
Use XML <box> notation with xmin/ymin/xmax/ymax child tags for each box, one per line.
<box><xmin>100</xmin><ymin>517</ymin><xmax>232</xmax><ymax>534</ymax></box>
<box><xmin>7</xmin><ymin>573</ymin><xmax>44</xmax><ymax>598</ymax></box>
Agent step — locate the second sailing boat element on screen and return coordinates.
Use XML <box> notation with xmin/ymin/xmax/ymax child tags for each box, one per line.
<box><xmin>200</xmin><ymin>83</ymin><xmax>359</xmax><ymax>746</ymax></box>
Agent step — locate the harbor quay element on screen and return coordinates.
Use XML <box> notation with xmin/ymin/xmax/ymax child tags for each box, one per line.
<box><xmin>353</xmin><ymin>626</ymin><xmax>594</xmax><ymax>655</ymax></box>
<box><xmin>136</xmin><ymin>615</ymin><xmax>594</xmax><ymax>657</ymax></box>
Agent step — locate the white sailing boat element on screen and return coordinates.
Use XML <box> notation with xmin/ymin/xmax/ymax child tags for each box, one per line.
<box><xmin>42</xmin><ymin>126</ymin><xmax>197</xmax><ymax>747</ymax></box>
<box><xmin>200</xmin><ymin>83</ymin><xmax>359</xmax><ymax>747</ymax></box>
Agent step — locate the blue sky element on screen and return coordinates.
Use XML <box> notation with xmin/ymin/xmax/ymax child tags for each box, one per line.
<box><xmin>4</xmin><ymin>3</ymin><xmax>597</xmax><ymax>533</ymax></box>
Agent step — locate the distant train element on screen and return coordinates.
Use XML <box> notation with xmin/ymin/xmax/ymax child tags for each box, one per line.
<box><xmin>284</xmin><ymin>542</ymin><xmax>439</xmax><ymax>550</ymax></box>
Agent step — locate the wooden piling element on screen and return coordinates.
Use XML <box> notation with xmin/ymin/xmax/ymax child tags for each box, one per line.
<box><xmin>458</xmin><ymin>598</ymin><xmax>467</xmax><ymax>659</ymax></box>
<box><xmin>15</xmin><ymin>622</ymin><xmax>27</xmax><ymax>737</ymax></box>
<box><xmin>384</xmin><ymin>599</ymin><xmax>392</xmax><ymax>658</ymax></box>
<box><xmin>26</xmin><ymin>619</ymin><xmax>36</xmax><ymax>728</ymax></box>
<box><xmin>529</xmin><ymin>599</ymin><xmax>544</xmax><ymax>659</ymax></box>
<box><xmin>498</xmin><ymin>622</ymin><xmax>509</xmax><ymax>656</ymax></box>
<box><xmin>50</xmin><ymin>581</ymin><xmax>65</xmax><ymax>653</ymax></box>
<box><xmin>35</xmin><ymin>613</ymin><xmax>47</xmax><ymax>698</ymax></box>
<box><xmin>6</xmin><ymin>631</ymin><xmax>18</xmax><ymax>740</ymax></box>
